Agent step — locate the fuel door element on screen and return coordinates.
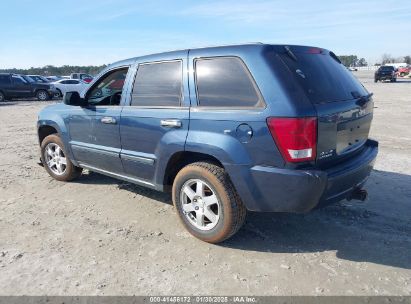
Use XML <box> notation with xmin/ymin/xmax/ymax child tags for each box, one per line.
<box><xmin>236</xmin><ymin>123</ymin><xmax>253</xmax><ymax>143</ymax></box>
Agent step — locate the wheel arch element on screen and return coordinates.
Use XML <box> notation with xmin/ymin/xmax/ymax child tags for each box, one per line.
<box><xmin>38</xmin><ymin>124</ymin><xmax>59</xmax><ymax>145</ymax></box>
<box><xmin>161</xmin><ymin>151</ymin><xmax>225</xmax><ymax>191</ymax></box>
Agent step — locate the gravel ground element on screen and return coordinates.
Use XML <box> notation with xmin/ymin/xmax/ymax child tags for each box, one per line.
<box><xmin>0</xmin><ymin>71</ymin><xmax>410</xmax><ymax>295</ymax></box>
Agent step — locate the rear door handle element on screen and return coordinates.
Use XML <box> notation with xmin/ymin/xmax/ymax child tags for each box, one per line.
<box><xmin>161</xmin><ymin>119</ymin><xmax>182</xmax><ymax>128</ymax></box>
<box><xmin>101</xmin><ymin>116</ymin><xmax>117</xmax><ymax>124</ymax></box>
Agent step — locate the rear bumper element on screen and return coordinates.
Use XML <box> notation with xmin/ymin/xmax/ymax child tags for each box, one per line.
<box><xmin>227</xmin><ymin>139</ymin><xmax>378</xmax><ymax>213</ymax></box>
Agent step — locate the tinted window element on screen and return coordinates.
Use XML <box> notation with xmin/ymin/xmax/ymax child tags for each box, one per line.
<box><xmin>131</xmin><ymin>61</ymin><xmax>182</xmax><ymax>107</ymax></box>
<box><xmin>279</xmin><ymin>51</ymin><xmax>368</xmax><ymax>104</ymax></box>
<box><xmin>0</xmin><ymin>75</ymin><xmax>10</xmax><ymax>85</ymax></box>
<box><xmin>67</xmin><ymin>80</ymin><xmax>79</xmax><ymax>84</ymax></box>
<box><xmin>195</xmin><ymin>57</ymin><xmax>261</xmax><ymax>107</ymax></box>
<box><xmin>380</xmin><ymin>66</ymin><xmax>394</xmax><ymax>71</ymax></box>
<box><xmin>12</xmin><ymin>76</ymin><xmax>27</xmax><ymax>84</ymax></box>
<box><xmin>61</xmin><ymin>80</ymin><xmax>69</xmax><ymax>84</ymax></box>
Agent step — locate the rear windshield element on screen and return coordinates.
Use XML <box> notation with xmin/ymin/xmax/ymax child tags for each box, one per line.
<box><xmin>380</xmin><ymin>66</ymin><xmax>394</xmax><ymax>71</ymax></box>
<box><xmin>279</xmin><ymin>50</ymin><xmax>368</xmax><ymax>104</ymax></box>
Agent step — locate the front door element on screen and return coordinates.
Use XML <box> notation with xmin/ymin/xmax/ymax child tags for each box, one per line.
<box><xmin>119</xmin><ymin>51</ymin><xmax>190</xmax><ymax>185</ymax></box>
<box><xmin>67</xmin><ymin>66</ymin><xmax>131</xmax><ymax>173</ymax></box>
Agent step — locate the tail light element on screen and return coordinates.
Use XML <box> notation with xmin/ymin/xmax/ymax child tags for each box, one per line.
<box><xmin>267</xmin><ymin>117</ymin><xmax>317</xmax><ymax>162</ymax></box>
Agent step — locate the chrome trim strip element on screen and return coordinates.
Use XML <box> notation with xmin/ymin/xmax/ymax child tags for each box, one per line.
<box><xmin>120</xmin><ymin>153</ymin><xmax>155</xmax><ymax>165</ymax></box>
<box><xmin>79</xmin><ymin>163</ymin><xmax>155</xmax><ymax>187</ymax></box>
<box><xmin>71</xmin><ymin>144</ymin><xmax>119</xmax><ymax>157</ymax></box>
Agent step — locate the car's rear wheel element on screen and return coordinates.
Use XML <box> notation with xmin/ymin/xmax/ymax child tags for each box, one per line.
<box><xmin>0</xmin><ymin>91</ymin><xmax>5</xmax><ymax>102</ymax></box>
<box><xmin>172</xmin><ymin>162</ymin><xmax>246</xmax><ymax>243</ymax></box>
<box><xmin>41</xmin><ymin>134</ymin><xmax>82</xmax><ymax>181</ymax></box>
<box><xmin>36</xmin><ymin>90</ymin><xmax>49</xmax><ymax>101</ymax></box>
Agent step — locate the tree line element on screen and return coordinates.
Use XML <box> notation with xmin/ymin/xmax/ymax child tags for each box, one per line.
<box><xmin>338</xmin><ymin>54</ymin><xmax>411</xmax><ymax>67</ymax></box>
<box><xmin>0</xmin><ymin>65</ymin><xmax>107</xmax><ymax>76</ymax></box>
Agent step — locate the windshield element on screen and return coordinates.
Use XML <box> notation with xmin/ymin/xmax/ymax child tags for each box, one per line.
<box><xmin>279</xmin><ymin>50</ymin><xmax>368</xmax><ymax>104</ymax></box>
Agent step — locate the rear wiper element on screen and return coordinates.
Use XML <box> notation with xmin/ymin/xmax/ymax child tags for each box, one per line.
<box><xmin>355</xmin><ymin>92</ymin><xmax>373</xmax><ymax>107</ymax></box>
<box><xmin>284</xmin><ymin>46</ymin><xmax>297</xmax><ymax>61</ymax></box>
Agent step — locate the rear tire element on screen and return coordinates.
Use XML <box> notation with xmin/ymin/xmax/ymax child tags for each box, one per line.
<box><xmin>374</xmin><ymin>78</ymin><xmax>378</xmax><ymax>83</ymax></box>
<box><xmin>41</xmin><ymin>134</ymin><xmax>82</xmax><ymax>181</ymax></box>
<box><xmin>172</xmin><ymin>162</ymin><xmax>246</xmax><ymax>243</ymax></box>
<box><xmin>0</xmin><ymin>91</ymin><xmax>5</xmax><ymax>102</ymax></box>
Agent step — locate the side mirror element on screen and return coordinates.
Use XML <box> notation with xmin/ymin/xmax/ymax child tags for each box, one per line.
<box><xmin>64</xmin><ymin>91</ymin><xmax>85</xmax><ymax>106</ymax></box>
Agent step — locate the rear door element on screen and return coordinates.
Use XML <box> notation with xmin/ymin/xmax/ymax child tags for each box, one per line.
<box><xmin>11</xmin><ymin>75</ymin><xmax>32</xmax><ymax>97</ymax></box>
<box><xmin>119</xmin><ymin>51</ymin><xmax>190</xmax><ymax>184</ymax></box>
<box><xmin>278</xmin><ymin>47</ymin><xmax>373</xmax><ymax>165</ymax></box>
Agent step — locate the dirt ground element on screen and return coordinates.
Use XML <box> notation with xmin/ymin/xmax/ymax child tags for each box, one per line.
<box><xmin>0</xmin><ymin>71</ymin><xmax>410</xmax><ymax>296</ymax></box>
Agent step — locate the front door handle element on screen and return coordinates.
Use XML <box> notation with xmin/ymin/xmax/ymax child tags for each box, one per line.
<box><xmin>101</xmin><ymin>116</ymin><xmax>117</xmax><ymax>124</ymax></box>
<box><xmin>161</xmin><ymin>119</ymin><xmax>182</xmax><ymax>128</ymax></box>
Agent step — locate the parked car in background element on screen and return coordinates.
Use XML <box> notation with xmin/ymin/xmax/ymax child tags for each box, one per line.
<box><xmin>397</xmin><ymin>66</ymin><xmax>411</xmax><ymax>77</ymax></box>
<box><xmin>46</xmin><ymin>76</ymin><xmax>62</xmax><ymax>82</ymax></box>
<box><xmin>27</xmin><ymin>75</ymin><xmax>50</xmax><ymax>83</ymax></box>
<box><xmin>374</xmin><ymin>66</ymin><xmax>397</xmax><ymax>82</ymax></box>
<box><xmin>348</xmin><ymin>67</ymin><xmax>358</xmax><ymax>71</ymax></box>
<box><xmin>37</xmin><ymin>44</ymin><xmax>378</xmax><ymax>243</ymax></box>
<box><xmin>0</xmin><ymin>73</ymin><xmax>57</xmax><ymax>101</ymax></box>
<box><xmin>70</xmin><ymin>73</ymin><xmax>93</xmax><ymax>83</ymax></box>
<box><xmin>52</xmin><ymin>79</ymin><xmax>89</xmax><ymax>97</ymax></box>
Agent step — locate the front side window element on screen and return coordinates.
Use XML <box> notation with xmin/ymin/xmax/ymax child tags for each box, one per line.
<box><xmin>86</xmin><ymin>68</ymin><xmax>128</xmax><ymax>106</ymax></box>
<box><xmin>131</xmin><ymin>61</ymin><xmax>182</xmax><ymax>107</ymax></box>
<box><xmin>195</xmin><ymin>57</ymin><xmax>262</xmax><ymax>107</ymax></box>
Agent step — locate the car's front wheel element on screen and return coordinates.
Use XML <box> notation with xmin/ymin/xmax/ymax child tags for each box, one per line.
<box><xmin>41</xmin><ymin>134</ymin><xmax>82</xmax><ymax>181</ymax></box>
<box><xmin>172</xmin><ymin>162</ymin><xmax>246</xmax><ymax>243</ymax></box>
<box><xmin>55</xmin><ymin>89</ymin><xmax>62</xmax><ymax>98</ymax></box>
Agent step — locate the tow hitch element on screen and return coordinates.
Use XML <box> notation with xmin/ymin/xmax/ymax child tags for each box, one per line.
<box><xmin>348</xmin><ymin>188</ymin><xmax>368</xmax><ymax>202</ymax></box>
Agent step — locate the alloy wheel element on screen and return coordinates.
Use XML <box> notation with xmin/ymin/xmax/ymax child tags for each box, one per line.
<box><xmin>180</xmin><ymin>179</ymin><xmax>220</xmax><ymax>230</ymax></box>
<box><xmin>44</xmin><ymin>143</ymin><xmax>67</xmax><ymax>175</ymax></box>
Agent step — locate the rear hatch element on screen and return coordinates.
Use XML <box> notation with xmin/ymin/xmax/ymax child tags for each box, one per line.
<box><xmin>378</xmin><ymin>66</ymin><xmax>395</xmax><ymax>77</ymax></box>
<box><xmin>278</xmin><ymin>46</ymin><xmax>373</xmax><ymax>166</ymax></box>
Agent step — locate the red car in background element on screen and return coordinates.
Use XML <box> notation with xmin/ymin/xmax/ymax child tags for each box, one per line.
<box><xmin>397</xmin><ymin>66</ymin><xmax>411</xmax><ymax>77</ymax></box>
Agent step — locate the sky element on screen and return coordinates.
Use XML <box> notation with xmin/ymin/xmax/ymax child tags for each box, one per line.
<box><xmin>0</xmin><ymin>0</ymin><xmax>410</xmax><ymax>68</ymax></box>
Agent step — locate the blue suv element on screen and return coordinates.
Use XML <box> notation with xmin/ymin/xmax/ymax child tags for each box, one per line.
<box><xmin>37</xmin><ymin>44</ymin><xmax>378</xmax><ymax>243</ymax></box>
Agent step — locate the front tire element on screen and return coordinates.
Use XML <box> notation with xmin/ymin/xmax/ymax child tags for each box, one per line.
<box><xmin>172</xmin><ymin>162</ymin><xmax>246</xmax><ymax>243</ymax></box>
<box><xmin>41</xmin><ymin>134</ymin><xmax>82</xmax><ymax>181</ymax></box>
<box><xmin>36</xmin><ymin>90</ymin><xmax>49</xmax><ymax>101</ymax></box>
<box><xmin>55</xmin><ymin>89</ymin><xmax>62</xmax><ymax>98</ymax></box>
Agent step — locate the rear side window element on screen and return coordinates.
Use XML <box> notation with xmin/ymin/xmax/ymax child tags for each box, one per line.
<box><xmin>195</xmin><ymin>57</ymin><xmax>262</xmax><ymax>107</ymax></box>
<box><xmin>131</xmin><ymin>61</ymin><xmax>182</xmax><ymax>107</ymax></box>
<box><xmin>0</xmin><ymin>75</ymin><xmax>10</xmax><ymax>85</ymax></box>
<box><xmin>67</xmin><ymin>80</ymin><xmax>79</xmax><ymax>84</ymax></box>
